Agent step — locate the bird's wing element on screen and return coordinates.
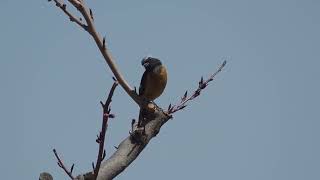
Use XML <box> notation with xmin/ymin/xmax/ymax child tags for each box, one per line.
<box><xmin>139</xmin><ymin>70</ymin><xmax>148</xmax><ymax>96</ymax></box>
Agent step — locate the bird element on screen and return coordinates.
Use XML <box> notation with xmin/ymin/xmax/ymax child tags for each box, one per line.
<box><xmin>138</xmin><ymin>56</ymin><xmax>167</xmax><ymax>127</ymax></box>
<box><xmin>139</xmin><ymin>56</ymin><xmax>167</xmax><ymax>101</ymax></box>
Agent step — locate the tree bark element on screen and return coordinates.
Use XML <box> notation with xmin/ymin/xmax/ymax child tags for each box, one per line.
<box><xmin>77</xmin><ymin>110</ymin><xmax>170</xmax><ymax>180</ymax></box>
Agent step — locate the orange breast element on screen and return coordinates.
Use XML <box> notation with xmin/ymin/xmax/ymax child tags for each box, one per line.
<box><xmin>143</xmin><ymin>65</ymin><xmax>167</xmax><ymax>101</ymax></box>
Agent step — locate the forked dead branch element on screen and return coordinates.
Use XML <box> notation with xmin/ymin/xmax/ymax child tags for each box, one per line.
<box><xmin>49</xmin><ymin>0</ymin><xmax>141</xmax><ymax>106</ymax></box>
<box><xmin>41</xmin><ymin>1</ymin><xmax>227</xmax><ymax>180</ymax></box>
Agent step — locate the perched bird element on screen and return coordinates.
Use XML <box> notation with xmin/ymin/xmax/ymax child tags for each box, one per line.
<box><xmin>139</xmin><ymin>56</ymin><xmax>167</xmax><ymax>101</ymax></box>
<box><xmin>138</xmin><ymin>56</ymin><xmax>167</xmax><ymax>127</ymax></box>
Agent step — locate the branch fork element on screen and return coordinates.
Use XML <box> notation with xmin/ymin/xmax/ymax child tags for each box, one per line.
<box><xmin>45</xmin><ymin>1</ymin><xmax>227</xmax><ymax>179</ymax></box>
<box><xmin>53</xmin><ymin>149</ymin><xmax>75</xmax><ymax>179</ymax></box>
<box><xmin>50</xmin><ymin>0</ymin><xmax>142</xmax><ymax>106</ymax></box>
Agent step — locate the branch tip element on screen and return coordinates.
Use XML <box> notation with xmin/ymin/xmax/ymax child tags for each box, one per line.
<box><xmin>222</xmin><ymin>60</ymin><xmax>227</xmax><ymax>67</ymax></box>
<box><xmin>169</xmin><ymin>60</ymin><xmax>226</xmax><ymax>114</ymax></box>
<box><xmin>181</xmin><ymin>91</ymin><xmax>188</xmax><ymax>102</ymax></box>
<box><xmin>199</xmin><ymin>76</ymin><xmax>204</xmax><ymax>86</ymax></box>
<box><xmin>89</xmin><ymin>8</ymin><xmax>94</xmax><ymax>21</ymax></box>
<box><xmin>70</xmin><ymin>164</ymin><xmax>74</xmax><ymax>173</ymax></box>
<box><xmin>102</xmin><ymin>36</ymin><xmax>106</xmax><ymax>49</ymax></box>
<box><xmin>92</xmin><ymin>162</ymin><xmax>95</xmax><ymax>171</ymax></box>
<box><xmin>100</xmin><ymin>101</ymin><xmax>104</xmax><ymax>107</ymax></box>
<box><xmin>50</xmin><ymin>0</ymin><xmax>141</xmax><ymax>107</ymax></box>
<box><xmin>53</xmin><ymin>148</ymin><xmax>75</xmax><ymax>179</ymax></box>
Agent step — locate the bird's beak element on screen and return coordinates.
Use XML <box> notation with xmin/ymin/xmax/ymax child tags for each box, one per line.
<box><xmin>141</xmin><ymin>57</ymin><xmax>149</xmax><ymax>67</ymax></box>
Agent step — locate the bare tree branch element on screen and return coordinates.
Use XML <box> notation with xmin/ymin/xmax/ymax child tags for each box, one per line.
<box><xmin>93</xmin><ymin>80</ymin><xmax>118</xmax><ymax>179</ymax></box>
<box><xmin>77</xmin><ymin>109</ymin><xmax>171</xmax><ymax>180</ymax></box>
<box><xmin>45</xmin><ymin>1</ymin><xmax>227</xmax><ymax>180</ymax></box>
<box><xmin>53</xmin><ymin>149</ymin><xmax>75</xmax><ymax>179</ymax></box>
<box><xmin>49</xmin><ymin>0</ymin><xmax>142</xmax><ymax>106</ymax></box>
<box><xmin>51</xmin><ymin>0</ymin><xmax>87</xmax><ymax>30</ymax></box>
<box><xmin>168</xmin><ymin>60</ymin><xmax>227</xmax><ymax>114</ymax></box>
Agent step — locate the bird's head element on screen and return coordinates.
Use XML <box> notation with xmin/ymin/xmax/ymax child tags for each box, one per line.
<box><xmin>141</xmin><ymin>56</ymin><xmax>162</xmax><ymax>71</ymax></box>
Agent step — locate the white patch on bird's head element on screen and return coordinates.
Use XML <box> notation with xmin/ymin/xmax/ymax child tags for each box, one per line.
<box><xmin>141</xmin><ymin>56</ymin><xmax>162</xmax><ymax>71</ymax></box>
<box><xmin>141</xmin><ymin>55</ymin><xmax>153</xmax><ymax>66</ymax></box>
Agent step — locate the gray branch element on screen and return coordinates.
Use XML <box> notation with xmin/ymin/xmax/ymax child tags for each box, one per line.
<box><xmin>42</xmin><ymin>1</ymin><xmax>226</xmax><ymax>179</ymax></box>
<box><xmin>40</xmin><ymin>110</ymin><xmax>169</xmax><ymax>180</ymax></box>
<box><xmin>78</xmin><ymin>110</ymin><xmax>170</xmax><ymax>180</ymax></box>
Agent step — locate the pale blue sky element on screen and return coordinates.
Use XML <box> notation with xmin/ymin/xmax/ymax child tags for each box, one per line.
<box><xmin>1</xmin><ymin>0</ymin><xmax>319</xmax><ymax>179</ymax></box>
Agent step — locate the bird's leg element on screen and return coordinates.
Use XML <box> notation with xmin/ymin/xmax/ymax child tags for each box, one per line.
<box><xmin>131</xmin><ymin>119</ymin><xmax>135</xmax><ymax>133</ymax></box>
<box><xmin>142</xmin><ymin>125</ymin><xmax>146</xmax><ymax>135</ymax></box>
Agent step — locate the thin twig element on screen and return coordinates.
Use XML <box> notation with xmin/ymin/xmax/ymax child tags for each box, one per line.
<box><xmin>94</xmin><ymin>80</ymin><xmax>118</xmax><ymax>179</ymax></box>
<box><xmin>168</xmin><ymin>60</ymin><xmax>227</xmax><ymax>114</ymax></box>
<box><xmin>49</xmin><ymin>0</ymin><xmax>141</xmax><ymax>106</ymax></box>
<box><xmin>52</xmin><ymin>0</ymin><xmax>87</xmax><ymax>29</ymax></box>
<box><xmin>53</xmin><ymin>149</ymin><xmax>75</xmax><ymax>180</ymax></box>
